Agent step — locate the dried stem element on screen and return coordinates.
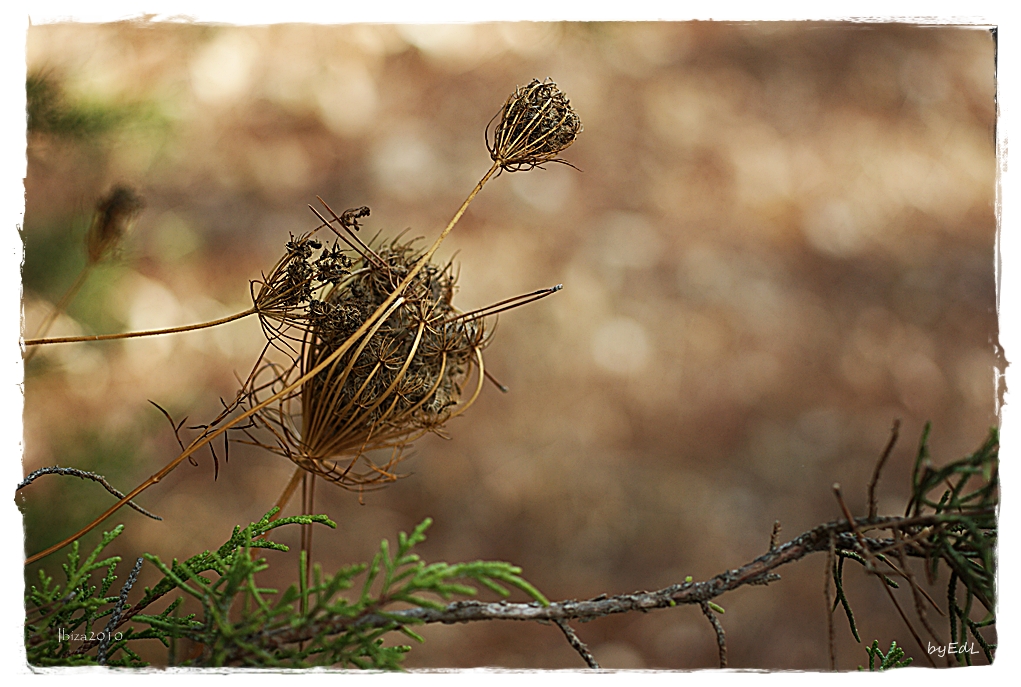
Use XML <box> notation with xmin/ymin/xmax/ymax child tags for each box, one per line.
<box><xmin>24</xmin><ymin>307</ymin><xmax>258</xmax><ymax>346</ymax></box>
<box><xmin>24</xmin><ymin>265</ymin><xmax>92</xmax><ymax>360</ymax></box>
<box><xmin>26</xmin><ymin>185</ymin><xmax>143</xmax><ymax>359</ymax></box>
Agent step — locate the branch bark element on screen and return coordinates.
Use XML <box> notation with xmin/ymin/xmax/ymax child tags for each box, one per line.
<box><xmin>224</xmin><ymin>512</ymin><xmax>974</xmax><ymax>663</ymax></box>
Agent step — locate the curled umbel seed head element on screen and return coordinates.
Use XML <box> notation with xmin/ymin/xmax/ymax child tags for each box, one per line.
<box><xmin>487</xmin><ymin>78</ymin><xmax>582</xmax><ymax>172</ymax></box>
<box><xmin>86</xmin><ymin>185</ymin><xmax>144</xmax><ymax>264</ymax></box>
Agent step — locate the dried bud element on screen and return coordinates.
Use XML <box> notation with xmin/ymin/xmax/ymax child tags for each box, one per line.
<box><xmin>487</xmin><ymin>78</ymin><xmax>582</xmax><ymax>172</ymax></box>
<box><xmin>86</xmin><ymin>185</ymin><xmax>144</xmax><ymax>264</ymax></box>
<box><xmin>340</xmin><ymin>206</ymin><xmax>370</xmax><ymax>231</ymax></box>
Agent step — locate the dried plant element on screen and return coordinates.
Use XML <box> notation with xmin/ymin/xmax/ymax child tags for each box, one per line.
<box><xmin>85</xmin><ymin>185</ymin><xmax>144</xmax><ymax>265</ymax></box>
<box><xmin>26</xmin><ymin>79</ymin><xmax>581</xmax><ymax>565</ymax></box>
<box><xmin>26</xmin><ymin>184</ymin><xmax>144</xmax><ymax>359</ymax></box>
<box><xmin>487</xmin><ymin>78</ymin><xmax>582</xmax><ymax>172</ymax></box>
<box><xmin>24</xmin><ymin>78</ymin><xmax>582</xmax><ymax>351</ymax></box>
<box><xmin>238</xmin><ymin>197</ymin><xmax>560</xmax><ymax>497</ymax></box>
<box><xmin>242</xmin><ymin>228</ymin><xmax>490</xmax><ymax>491</ymax></box>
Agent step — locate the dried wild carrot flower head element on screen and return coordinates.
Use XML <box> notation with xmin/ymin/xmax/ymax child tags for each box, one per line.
<box><xmin>85</xmin><ymin>185</ymin><xmax>144</xmax><ymax>264</ymax></box>
<box><xmin>243</xmin><ymin>215</ymin><xmax>490</xmax><ymax>491</ymax></box>
<box><xmin>247</xmin><ymin>231</ymin><xmax>354</xmax><ymax>351</ymax></box>
<box><xmin>487</xmin><ymin>78</ymin><xmax>582</xmax><ymax>172</ymax></box>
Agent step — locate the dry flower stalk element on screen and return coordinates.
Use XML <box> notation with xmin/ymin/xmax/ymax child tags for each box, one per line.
<box><xmin>26</xmin><ymin>79</ymin><xmax>581</xmax><ymax>565</ymax></box>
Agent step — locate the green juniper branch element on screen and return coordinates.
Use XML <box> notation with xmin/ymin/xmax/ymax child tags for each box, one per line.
<box><xmin>25</xmin><ymin>427</ymin><xmax>997</xmax><ymax>669</ymax></box>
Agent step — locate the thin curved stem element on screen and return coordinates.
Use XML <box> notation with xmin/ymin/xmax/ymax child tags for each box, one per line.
<box><xmin>25</xmin><ymin>161</ymin><xmax>502</xmax><ymax>566</ymax></box>
<box><xmin>24</xmin><ymin>308</ymin><xmax>258</xmax><ymax>346</ymax></box>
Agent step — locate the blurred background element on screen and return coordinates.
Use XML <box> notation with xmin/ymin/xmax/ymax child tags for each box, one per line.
<box><xmin>20</xmin><ymin>22</ymin><xmax>998</xmax><ymax>669</ymax></box>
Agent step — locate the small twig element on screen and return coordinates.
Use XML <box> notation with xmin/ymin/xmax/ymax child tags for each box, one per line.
<box><xmin>769</xmin><ymin>520</ymin><xmax>782</xmax><ymax>551</ymax></box>
<box><xmin>869</xmin><ymin>419</ymin><xmax>901</xmax><ymax>519</ymax></box>
<box><xmin>833</xmin><ymin>484</ymin><xmax>935</xmax><ymax>668</ymax></box>
<box><xmin>553</xmin><ymin>619</ymin><xmax>599</xmax><ymax>669</ymax></box>
<box><xmin>699</xmin><ymin>601</ymin><xmax>727</xmax><ymax>668</ymax></box>
<box><xmin>825</xmin><ymin>532</ymin><xmax>836</xmax><ymax>670</ymax></box>
<box><xmin>98</xmin><ymin>557</ymin><xmax>143</xmax><ymax>665</ymax></box>
<box><xmin>315</xmin><ymin>196</ymin><xmax>386</xmax><ymax>268</ymax></box>
<box><xmin>17</xmin><ymin>467</ymin><xmax>162</xmax><ymax>521</ymax></box>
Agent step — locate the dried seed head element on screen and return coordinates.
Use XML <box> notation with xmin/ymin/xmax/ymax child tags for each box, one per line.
<box><xmin>294</xmin><ymin>234</ymin><xmax>487</xmax><ymax>488</ymax></box>
<box><xmin>487</xmin><ymin>78</ymin><xmax>582</xmax><ymax>172</ymax></box>
<box><xmin>244</xmin><ymin>213</ymin><xmax>490</xmax><ymax>491</ymax></box>
<box><xmin>86</xmin><ymin>185</ymin><xmax>144</xmax><ymax>264</ymax></box>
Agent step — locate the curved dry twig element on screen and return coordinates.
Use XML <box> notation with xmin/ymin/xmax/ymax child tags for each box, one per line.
<box><xmin>17</xmin><ymin>467</ymin><xmax>162</xmax><ymax>521</ymax></box>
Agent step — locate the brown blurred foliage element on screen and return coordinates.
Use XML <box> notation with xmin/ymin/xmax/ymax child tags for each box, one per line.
<box><xmin>21</xmin><ymin>21</ymin><xmax>997</xmax><ymax>669</ymax></box>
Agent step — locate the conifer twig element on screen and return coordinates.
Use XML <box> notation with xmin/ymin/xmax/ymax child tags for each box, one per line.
<box><xmin>553</xmin><ymin>619</ymin><xmax>600</xmax><ymax>669</ymax></box>
<box><xmin>17</xmin><ymin>466</ymin><xmax>162</xmax><ymax>520</ymax></box>
<box><xmin>832</xmin><ymin>484</ymin><xmax>936</xmax><ymax>667</ymax></box>
<box><xmin>699</xmin><ymin>601</ymin><xmax>727</xmax><ymax>669</ymax></box>
<box><xmin>225</xmin><ymin>512</ymin><xmax>973</xmax><ymax>661</ymax></box>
